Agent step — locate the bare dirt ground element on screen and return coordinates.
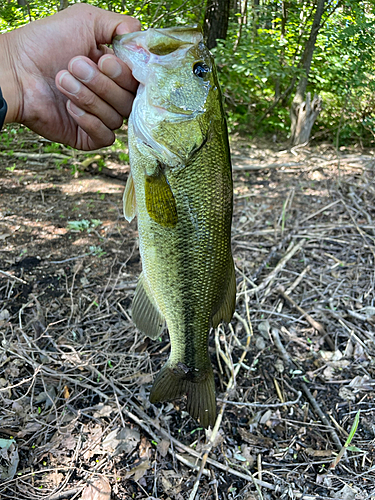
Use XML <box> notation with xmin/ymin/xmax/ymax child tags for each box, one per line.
<box><xmin>1</xmin><ymin>125</ymin><xmax>375</xmax><ymax>500</ymax></box>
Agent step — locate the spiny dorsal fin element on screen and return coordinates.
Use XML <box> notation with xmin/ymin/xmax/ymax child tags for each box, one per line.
<box><xmin>123</xmin><ymin>171</ymin><xmax>137</xmax><ymax>222</ymax></box>
<box><xmin>145</xmin><ymin>171</ymin><xmax>178</xmax><ymax>227</ymax></box>
<box><xmin>132</xmin><ymin>273</ymin><xmax>165</xmax><ymax>340</ymax></box>
<box><xmin>211</xmin><ymin>258</ymin><xmax>236</xmax><ymax>328</ymax></box>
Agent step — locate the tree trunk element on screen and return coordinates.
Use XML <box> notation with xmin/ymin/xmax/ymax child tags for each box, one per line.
<box><xmin>290</xmin><ymin>0</ymin><xmax>325</xmax><ymax>145</ymax></box>
<box><xmin>233</xmin><ymin>0</ymin><xmax>248</xmax><ymax>52</ymax></box>
<box><xmin>252</xmin><ymin>0</ymin><xmax>259</xmax><ymax>39</ymax></box>
<box><xmin>290</xmin><ymin>92</ymin><xmax>322</xmax><ymax>145</ymax></box>
<box><xmin>204</xmin><ymin>0</ymin><xmax>230</xmax><ymax>49</ymax></box>
<box><xmin>274</xmin><ymin>1</ymin><xmax>287</xmax><ymax>102</ymax></box>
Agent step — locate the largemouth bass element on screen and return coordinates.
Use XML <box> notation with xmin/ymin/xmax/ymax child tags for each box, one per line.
<box><xmin>113</xmin><ymin>27</ymin><xmax>235</xmax><ymax>428</ymax></box>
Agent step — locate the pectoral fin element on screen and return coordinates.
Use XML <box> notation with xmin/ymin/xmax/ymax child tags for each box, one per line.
<box><xmin>132</xmin><ymin>273</ymin><xmax>165</xmax><ymax>339</ymax></box>
<box><xmin>123</xmin><ymin>171</ymin><xmax>136</xmax><ymax>222</ymax></box>
<box><xmin>145</xmin><ymin>172</ymin><xmax>178</xmax><ymax>228</ymax></box>
<box><xmin>211</xmin><ymin>258</ymin><xmax>236</xmax><ymax>328</ymax></box>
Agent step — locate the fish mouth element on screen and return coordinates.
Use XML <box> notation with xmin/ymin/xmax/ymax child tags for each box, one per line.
<box><xmin>152</xmin><ymin>104</ymin><xmax>203</xmax><ymax>120</ymax></box>
<box><xmin>113</xmin><ymin>26</ymin><xmax>202</xmax><ymax>48</ymax></box>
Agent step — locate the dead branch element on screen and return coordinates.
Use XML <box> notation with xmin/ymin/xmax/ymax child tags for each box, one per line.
<box><xmin>271</xmin><ymin>327</ymin><xmax>344</xmax><ymax>454</ymax></box>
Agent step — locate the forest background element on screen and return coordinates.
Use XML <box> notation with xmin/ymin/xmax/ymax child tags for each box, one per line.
<box><xmin>1</xmin><ymin>0</ymin><xmax>375</xmax><ymax>147</ymax></box>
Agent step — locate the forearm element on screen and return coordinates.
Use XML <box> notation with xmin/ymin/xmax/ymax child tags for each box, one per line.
<box><xmin>0</xmin><ymin>31</ymin><xmax>21</xmax><ymax>124</ymax></box>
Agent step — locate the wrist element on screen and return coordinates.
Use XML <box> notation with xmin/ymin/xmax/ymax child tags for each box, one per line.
<box><xmin>0</xmin><ymin>31</ymin><xmax>22</xmax><ymax>124</ymax></box>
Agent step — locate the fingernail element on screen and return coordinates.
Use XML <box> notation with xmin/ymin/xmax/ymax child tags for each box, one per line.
<box><xmin>116</xmin><ymin>20</ymin><xmax>141</xmax><ymax>35</ymax></box>
<box><xmin>100</xmin><ymin>55</ymin><xmax>122</xmax><ymax>79</ymax></box>
<box><xmin>70</xmin><ymin>58</ymin><xmax>95</xmax><ymax>82</ymax></box>
<box><xmin>59</xmin><ymin>72</ymin><xmax>81</xmax><ymax>95</ymax></box>
<box><xmin>67</xmin><ymin>100</ymin><xmax>85</xmax><ymax>117</ymax></box>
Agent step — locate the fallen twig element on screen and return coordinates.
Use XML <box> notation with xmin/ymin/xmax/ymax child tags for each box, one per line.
<box><xmin>218</xmin><ymin>391</ymin><xmax>302</xmax><ymax>407</ymax></box>
<box><xmin>0</xmin><ymin>151</ymin><xmax>71</xmax><ymax>160</ymax></box>
<box><xmin>271</xmin><ymin>327</ymin><xmax>344</xmax><ymax>454</ymax></box>
<box><xmin>340</xmin><ymin>197</ymin><xmax>375</xmax><ymax>260</ymax></box>
<box><xmin>0</xmin><ymin>269</ymin><xmax>27</xmax><ymax>284</ymax></box>
<box><xmin>300</xmin><ymin>200</ymin><xmax>341</xmax><ymax>223</ymax></box>
<box><xmin>249</xmin><ymin>239</ymin><xmax>306</xmax><ymax>295</ymax></box>
<box><xmin>123</xmin><ymin>404</ymin><xmax>276</xmax><ymax>491</ymax></box>
<box><xmin>276</xmin><ymin>285</ymin><xmax>335</xmax><ymax>350</ymax></box>
<box><xmin>232</xmin><ymin>160</ymin><xmax>303</xmax><ymax>171</ymax></box>
<box><xmin>189</xmin><ymin>309</ymin><xmax>254</xmax><ymax>500</ymax></box>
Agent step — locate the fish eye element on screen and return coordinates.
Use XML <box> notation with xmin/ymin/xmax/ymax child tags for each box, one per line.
<box><xmin>193</xmin><ymin>62</ymin><xmax>209</xmax><ymax>78</ymax></box>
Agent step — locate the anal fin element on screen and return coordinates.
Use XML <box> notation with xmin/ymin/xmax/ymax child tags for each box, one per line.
<box><xmin>132</xmin><ymin>273</ymin><xmax>165</xmax><ymax>339</ymax></box>
<box><xmin>211</xmin><ymin>257</ymin><xmax>236</xmax><ymax>328</ymax></box>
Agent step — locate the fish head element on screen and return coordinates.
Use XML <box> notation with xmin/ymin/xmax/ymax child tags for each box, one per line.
<box><xmin>113</xmin><ymin>27</ymin><xmax>222</xmax><ymax>166</ymax></box>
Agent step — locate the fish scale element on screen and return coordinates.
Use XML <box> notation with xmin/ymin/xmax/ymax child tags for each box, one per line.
<box><xmin>113</xmin><ymin>27</ymin><xmax>235</xmax><ymax>428</ymax></box>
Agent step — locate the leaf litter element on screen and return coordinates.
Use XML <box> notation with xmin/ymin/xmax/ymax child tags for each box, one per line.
<box><xmin>0</xmin><ymin>129</ymin><xmax>375</xmax><ymax>498</ymax></box>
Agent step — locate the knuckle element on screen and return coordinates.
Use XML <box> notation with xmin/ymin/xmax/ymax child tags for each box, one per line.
<box><xmin>80</xmin><ymin>92</ymin><xmax>97</xmax><ymax>109</ymax></box>
<box><xmin>70</xmin><ymin>3</ymin><xmax>93</xmax><ymax>14</ymax></box>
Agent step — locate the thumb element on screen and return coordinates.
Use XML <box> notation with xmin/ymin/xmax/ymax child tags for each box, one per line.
<box><xmin>88</xmin><ymin>6</ymin><xmax>141</xmax><ymax>44</ymax></box>
<box><xmin>116</xmin><ymin>20</ymin><xmax>140</xmax><ymax>36</ymax></box>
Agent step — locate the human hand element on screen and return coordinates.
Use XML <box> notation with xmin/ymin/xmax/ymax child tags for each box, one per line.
<box><xmin>0</xmin><ymin>4</ymin><xmax>140</xmax><ymax>150</ymax></box>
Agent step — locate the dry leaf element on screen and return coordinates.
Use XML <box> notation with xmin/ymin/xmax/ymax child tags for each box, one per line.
<box><xmin>255</xmin><ymin>335</ymin><xmax>266</xmax><ymax>350</ymax></box>
<box><xmin>240</xmin><ymin>445</ymin><xmax>255</xmax><ymax>466</ymax></box>
<box><xmin>323</xmin><ymin>366</ymin><xmax>334</xmax><ymax>380</ymax></box>
<box><xmin>361</xmin><ymin>306</ymin><xmax>375</xmax><ymax>319</ymax></box>
<box><xmin>0</xmin><ymin>439</ymin><xmax>19</xmax><ymax>480</ymax></box>
<box><xmin>349</xmin><ymin>375</ymin><xmax>374</xmax><ymax>390</ymax></box>
<box><xmin>64</xmin><ymin>385</ymin><xmax>70</xmax><ymax>399</ymax></box>
<box><xmin>35</xmin><ymin>387</ymin><xmax>57</xmax><ymax>409</ymax></box>
<box><xmin>339</xmin><ymin>386</ymin><xmax>356</xmax><ymax>402</ymax></box>
<box><xmin>82</xmin><ymin>425</ymin><xmax>103</xmax><ymax>460</ymax></box>
<box><xmin>17</xmin><ymin>422</ymin><xmax>42</xmax><ymax>438</ymax></box>
<box><xmin>238</xmin><ymin>428</ymin><xmax>274</xmax><ymax>449</ymax></box>
<box><xmin>124</xmin><ymin>459</ymin><xmax>150</xmax><ymax>482</ymax></box>
<box><xmin>336</xmin><ymin>484</ymin><xmax>359</xmax><ymax>500</ymax></box>
<box><xmin>64</xmin><ymin>433</ymin><xmax>77</xmax><ymax>451</ymax></box>
<box><xmin>274</xmin><ymin>358</ymin><xmax>284</xmax><ymax>373</ymax></box>
<box><xmin>139</xmin><ymin>436</ymin><xmax>151</xmax><ymax>459</ymax></box>
<box><xmin>258</xmin><ymin>320</ymin><xmax>270</xmax><ymax>338</ymax></box>
<box><xmin>161</xmin><ymin>476</ymin><xmax>173</xmax><ymax>494</ymax></box>
<box><xmin>0</xmin><ymin>309</ymin><xmax>10</xmax><ymax>321</ymax></box>
<box><xmin>102</xmin><ymin>427</ymin><xmax>140</xmax><ymax>456</ymax></box>
<box><xmin>353</xmin><ymin>343</ymin><xmax>367</xmax><ymax>362</ymax></box>
<box><xmin>320</xmin><ymin>350</ymin><xmax>343</xmax><ymax>362</ymax></box>
<box><xmin>81</xmin><ymin>477</ymin><xmax>111</xmax><ymax>500</ymax></box>
<box><xmin>204</xmin><ymin>427</ymin><xmax>224</xmax><ymax>448</ymax></box>
<box><xmin>157</xmin><ymin>439</ymin><xmax>170</xmax><ymax>458</ymax></box>
<box><xmin>160</xmin><ymin>470</ymin><xmax>182</xmax><ymax>496</ymax></box>
<box><xmin>50</xmin><ymin>471</ymin><xmax>64</xmax><ymax>486</ymax></box>
<box><xmin>259</xmin><ymin>409</ymin><xmax>272</xmax><ymax>425</ymax></box>
<box><xmin>93</xmin><ymin>404</ymin><xmax>114</xmax><ymax>418</ymax></box>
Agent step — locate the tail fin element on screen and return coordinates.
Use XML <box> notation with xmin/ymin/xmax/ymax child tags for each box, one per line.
<box><xmin>149</xmin><ymin>364</ymin><xmax>216</xmax><ymax>428</ymax></box>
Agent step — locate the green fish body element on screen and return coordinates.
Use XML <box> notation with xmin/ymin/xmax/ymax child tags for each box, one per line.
<box><xmin>113</xmin><ymin>27</ymin><xmax>235</xmax><ymax>428</ymax></box>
